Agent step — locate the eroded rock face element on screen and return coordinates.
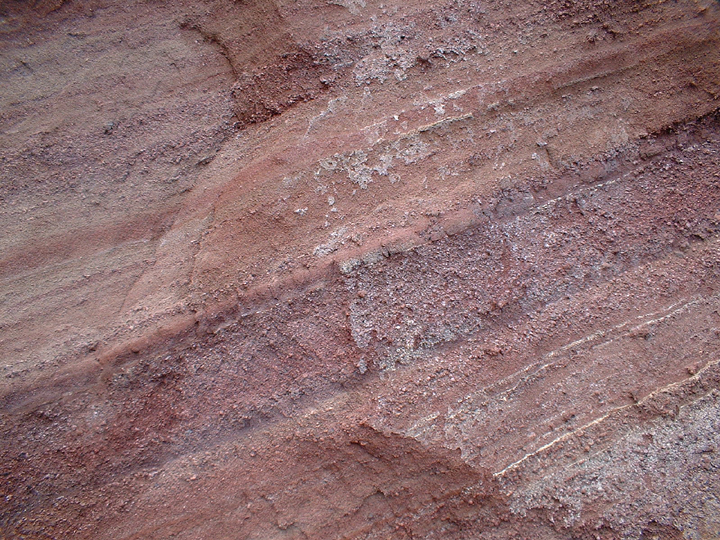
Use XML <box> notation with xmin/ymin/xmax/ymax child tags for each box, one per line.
<box><xmin>1</xmin><ymin>0</ymin><xmax>719</xmax><ymax>538</ymax></box>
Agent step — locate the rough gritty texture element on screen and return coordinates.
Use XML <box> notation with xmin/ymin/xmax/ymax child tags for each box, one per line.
<box><xmin>1</xmin><ymin>0</ymin><xmax>720</xmax><ymax>538</ymax></box>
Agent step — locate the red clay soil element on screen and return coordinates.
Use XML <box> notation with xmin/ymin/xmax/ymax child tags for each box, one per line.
<box><xmin>1</xmin><ymin>0</ymin><xmax>720</xmax><ymax>539</ymax></box>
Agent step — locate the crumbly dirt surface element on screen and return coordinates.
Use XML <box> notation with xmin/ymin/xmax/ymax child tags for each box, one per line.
<box><xmin>1</xmin><ymin>0</ymin><xmax>720</xmax><ymax>538</ymax></box>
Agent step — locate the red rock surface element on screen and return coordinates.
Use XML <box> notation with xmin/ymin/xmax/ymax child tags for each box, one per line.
<box><xmin>1</xmin><ymin>0</ymin><xmax>720</xmax><ymax>538</ymax></box>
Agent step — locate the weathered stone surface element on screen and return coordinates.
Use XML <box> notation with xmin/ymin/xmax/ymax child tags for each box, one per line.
<box><xmin>1</xmin><ymin>0</ymin><xmax>719</xmax><ymax>538</ymax></box>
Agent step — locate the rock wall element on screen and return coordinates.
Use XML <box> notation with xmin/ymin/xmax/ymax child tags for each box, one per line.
<box><xmin>1</xmin><ymin>0</ymin><xmax>720</xmax><ymax>538</ymax></box>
